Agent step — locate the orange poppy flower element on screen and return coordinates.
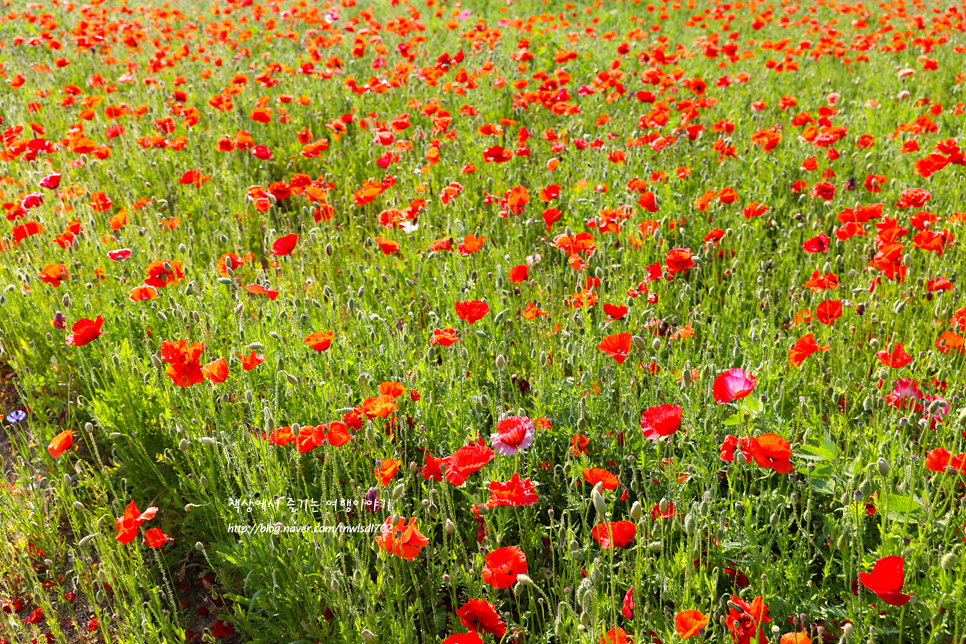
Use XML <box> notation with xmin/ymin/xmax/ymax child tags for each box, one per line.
<box><xmin>362</xmin><ymin>394</ymin><xmax>397</xmax><ymax>418</ymax></box>
<box><xmin>305</xmin><ymin>331</ymin><xmax>334</xmax><ymax>351</ymax></box>
<box><xmin>374</xmin><ymin>516</ymin><xmax>429</xmax><ymax>561</ymax></box>
<box><xmin>582</xmin><ymin>468</ymin><xmax>618</xmax><ymax>489</ymax></box>
<box><xmin>38</xmin><ymin>264</ymin><xmax>69</xmax><ymax>287</ymax></box>
<box><xmin>238</xmin><ymin>350</ymin><xmax>266</xmax><ymax>371</ymax></box>
<box><xmin>375</xmin><ymin>458</ymin><xmax>400</xmax><ymax>486</ymax></box>
<box><xmin>47</xmin><ymin>429</ymin><xmax>73</xmax><ymax>459</ymax></box>
<box><xmin>675</xmin><ymin>610</ymin><xmax>709</xmax><ymax>639</ymax></box>
<box><xmin>201</xmin><ymin>357</ymin><xmax>229</xmax><ymax>383</ymax></box>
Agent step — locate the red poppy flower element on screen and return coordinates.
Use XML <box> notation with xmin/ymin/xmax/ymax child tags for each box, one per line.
<box><xmin>251</xmin><ymin>145</ymin><xmax>273</xmax><ymax>160</ymax></box>
<box><xmin>802</xmin><ymin>234</ymin><xmax>830</xmax><ymax>254</ymax></box>
<box><xmin>582</xmin><ymin>468</ymin><xmax>618</xmax><ymax>489</ymax></box>
<box><xmin>115</xmin><ymin>500</ymin><xmax>158</xmax><ymax>544</ymax></box>
<box><xmin>640</xmin><ymin>404</ymin><xmax>682</xmax><ymax>441</ymax></box>
<box><xmin>712</xmin><ymin>368</ymin><xmax>757</xmax><ymax>404</ymax></box>
<box><xmin>748</xmin><ymin>433</ymin><xmax>794</xmax><ymax>473</ymax></box>
<box><xmin>788</xmin><ymin>333</ymin><xmax>829</xmax><ymax>367</ymax></box>
<box><xmin>875</xmin><ymin>343</ymin><xmax>912</xmax><ymax>369</ymax></box>
<box><xmin>266</xmin><ymin>426</ymin><xmax>295</xmax><ymax>446</ymax></box>
<box><xmin>665</xmin><ymin>248</ymin><xmax>695</xmax><ymax>274</ymax></box>
<box><xmin>66</xmin><ymin>315</ymin><xmax>105</xmax><ymax>347</ymax></box>
<box><xmin>375</xmin><ymin>458</ymin><xmax>400</xmax><ymax>486</ymax></box>
<box><xmin>676</xmin><ymin>610</ymin><xmax>709</xmax><ymax>639</ymax></box>
<box><xmin>211</xmin><ymin>619</ymin><xmax>233</xmax><ymax>638</ymax></box>
<box><xmin>486</xmin><ymin>473</ymin><xmax>539</xmax><ymax>507</ymax></box>
<box><xmin>727</xmin><ymin>596</ymin><xmax>770</xmax><ymax>644</ymax></box>
<box><xmin>441</xmin><ymin>633</ymin><xmax>483</xmax><ymax>644</ymax></box>
<box><xmin>482</xmin><ymin>146</ymin><xmax>513</xmax><ymax>163</ymax></box>
<box><xmin>270</xmin><ymin>234</ymin><xmax>298</xmax><ymax>256</ymax></box>
<box><xmin>591</xmin><ymin>521</ymin><xmax>636</xmax><ymax>549</ymax></box>
<box><xmin>144</xmin><ymin>528</ymin><xmax>172</xmax><ymax>548</ymax></box>
<box><xmin>430</xmin><ymin>328</ymin><xmax>461</xmax><ymax>346</ymax></box>
<box><xmin>600</xmin><ymin>628</ymin><xmax>632</xmax><ymax>644</ymax></box>
<box><xmin>456</xmin><ymin>599</ymin><xmax>507</xmax><ymax>638</ymax></box>
<box><xmin>508</xmin><ymin>265</ymin><xmax>529</xmax><ymax>283</ymax></box>
<box><xmin>444</xmin><ymin>443</ymin><xmax>494</xmax><ymax>486</ymax></box>
<box><xmin>621</xmin><ymin>586</ymin><xmax>635</xmax><ymax>620</ymax></box>
<box><xmin>421</xmin><ymin>454</ymin><xmax>445</xmax><ymax>481</ymax></box>
<box><xmin>39</xmin><ymin>172</ymin><xmax>61</xmax><ymax>189</ymax></box>
<box><xmin>604</xmin><ymin>303</ymin><xmax>628</xmax><ymax>320</ymax></box>
<box><xmin>598</xmin><ymin>333</ymin><xmax>632</xmax><ymax>364</ymax></box>
<box><xmin>816</xmin><ymin>300</ymin><xmax>842</xmax><ymax>325</ymax></box>
<box><xmin>161</xmin><ymin>340</ymin><xmax>206</xmax><ymax>387</ymax></box>
<box><xmin>202</xmin><ymin>357</ymin><xmax>229</xmax><ymax>383</ymax></box>
<box><xmin>454</xmin><ymin>300</ymin><xmax>490</xmax><ymax>324</ymax></box>
<box><xmin>896</xmin><ymin>188</ymin><xmax>930</xmax><ymax>209</ymax></box>
<box><xmin>47</xmin><ymin>429</ymin><xmax>73</xmax><ymax>459</ymax></box>
<box><xmin>859</xmin><ymin>556</ymin><xmax>911</xmax><ymax>606</ymax></box>
<box><xmin>375</xmin><ymin>516</ymin><xmax>429</xmax><ymax>561</ymax></box>
<box><xmin>246</xmin><ymin>284</ymin><xmax>279</xmax><ymax>300</ymax></box>
<box><xmin>305</xmin><ymin>331</ymin><xmax>334</xmax><ymax>351</ymax></box>
<box><xmin>482</xmin><ymin>546</ymin><xmax>527</xmax><ymax>589</ymax></box>
<box><xmin>570</xmin><ymin>433</ymin><xmax>589</xmax><ymax>457</ymax></box>
<box><xmin>239</xmin><ymin>350</ymin><xmax>266</xmax><ymax>371</ymax></box>
<box><xmin>144</xmin><ymin>260</ymin><xmax>185</xmax><ymax>288</ymax></box>
<box><xmin>129</xmin><ymin>285</ymin><xmax>158</xmax><ymax>302</ymax></box>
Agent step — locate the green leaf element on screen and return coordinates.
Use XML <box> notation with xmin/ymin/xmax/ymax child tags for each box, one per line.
<box><xmin>722</xmin><ymin>412</ymin><xmax>741</xmax><ymax>426</ymax></box>
<box><xmin>885</xmin><ymin>494</ymin><xmax>920</xmax><ymax>524</ymax></box>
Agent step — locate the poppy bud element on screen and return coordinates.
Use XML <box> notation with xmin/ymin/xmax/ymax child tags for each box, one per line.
<box><xmin>330</xmin><ymin>578</ymin><xmax>341</xmax><ymax>593</ymax></box>
<box><xmin>73</xmin><ymin>501</ymin><xmax>84</xmax><ymax>510</ymax></box>
<box><xmin>516</xmin><ymin>573</ymin><xmax>535</xmax><ymax>587</ymax></box>
<box><xmin>444</xmin><ymin>519</ymin><xmax>456</xmax><ymax>534</ymax></box>
<box><xmin>577</xmin><ymin>415</ymin><xmax>588</xmax><ymax>430</ymax></box>
<box><xmin>631</xmin><ymin>335</ymin><xmax>646</xmax><ymax>350</ymax></box>
<box><xmin>648</xmin><ymin>541</ymin><xmax>662</xmax><ymax>553</ymax></box>
<box><xmin>185</xmin><ymin>504</ymin><xmax>200</xmax><ymax>512</ymax></box>
<box><xmin>876</xmin><ymin>458</ymin><xmax>890</xmax><ymax>477</ymax></box>
<box><xmin>198</xmin><ymin>437</ymin><xmax>215</xmax><ymax>446</ymax></box>
<box><xmin>569</xmin><ymin>540</ymin><xmax>580</xmax><ymax>555</ymax></box>
<box><xmin>63</xmin><ymin>293</ymin><xmax>71</xmax><ymax>308</ymax></box>
<box><xmin>684</xmin><ymin>514</ymin><xmax>696</xmax><ymax>534</ymax></box>
<box><xmin>361</xmin><ymin>630</ymin><xmax>377</xmax><ymax>643</ymax></box>
<box><xmin>392</xmin><ymin>483</ymin><xmax>405</xmax><ymax>500</ymax></box>
<box><xmin>78</xmin><ymin>534</ymin><xmax>97</xmax><ymax>547</ymax></box>
<box><xmin>496</xmin><ymin>354</ymin><xmax>506</xmax><ymax>369</ymax></box>
<box><xmin>630</xmin><ymin>501</ymin><xmax>642</xmax><ymax>521</ymax></box>
<box><xmin>651</xmin><ymin>338</ymin><xmax>662</xmax><ymax>351</ymax></box>
<box><xmin>940</xmin><ymin>552</ymin><xmax>958</xmax><ymax>570</ymax></box>
<box><xmin>735</xmin><ymin>452</ymin><xmax>747</xmax><ymax>465</ymax></box>
<box><xmin>592</xmin><ymin>490</ymin><xmax>608</xmax><ymax>519</ymax></box>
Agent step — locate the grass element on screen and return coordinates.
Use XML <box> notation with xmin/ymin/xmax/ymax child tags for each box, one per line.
<box><xmin>1</xmin><ymin>0</ymin><xmax>966</xmax><ymax>642</ymax></box>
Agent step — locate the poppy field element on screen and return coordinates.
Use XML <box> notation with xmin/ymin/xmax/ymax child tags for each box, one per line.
<box><xmin>2</xmin><ymin>0</ymin><xmax>966</xmax><ymax>642</ymax></box>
